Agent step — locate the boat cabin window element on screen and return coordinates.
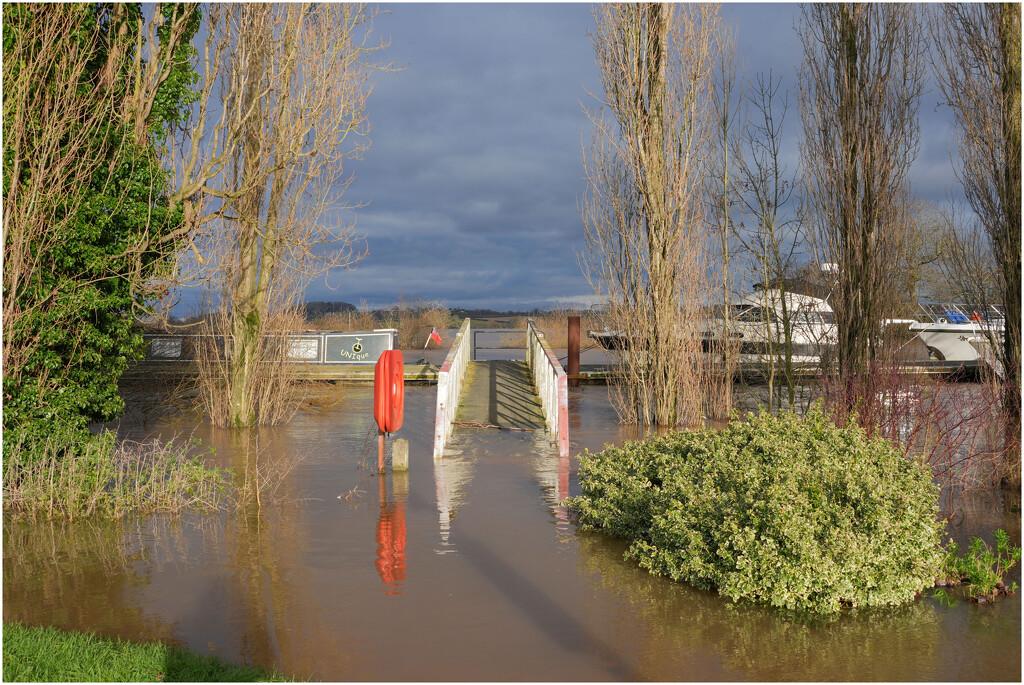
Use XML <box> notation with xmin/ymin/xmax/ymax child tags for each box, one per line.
<box><xmin>796</xmin><ymin>310</ymin><xmax>834</xmax><ymax>325</ymax></box>
<box><xmin>733</xmin><ymin>305</ymin><xmax>777</xmax><ymax>323</ymax></box>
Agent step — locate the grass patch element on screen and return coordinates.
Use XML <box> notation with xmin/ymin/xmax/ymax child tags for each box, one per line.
<box><xmin>2</xmin><ymin>622</ymin><xmax>290</xmax><ymax>682</ymax></box>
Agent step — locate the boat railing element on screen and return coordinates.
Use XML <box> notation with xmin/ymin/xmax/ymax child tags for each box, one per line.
<box><xmin>917</xmin><ymin>302</ymin><xmax>1005</xmax><ymax>325</ymax></box>
<box><xmin>140</xmin><ymin>329</ymin><xmax>399</xmax><ymax>364</ymax></box>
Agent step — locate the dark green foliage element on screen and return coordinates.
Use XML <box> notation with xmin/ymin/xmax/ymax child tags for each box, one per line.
<box><xmin>568</xmin><ymin>403</ymin><xmax>945</xmax><ymax>615</ymax></box>
<box><xmin>2</xmin><ymin>622</ymin><xmax>291</xmax><ymax>681</ymax></box>
<box><xmin>3</xmin><ymin>4</ymin><xmax>199</xmax><ymax>453</ymax></box>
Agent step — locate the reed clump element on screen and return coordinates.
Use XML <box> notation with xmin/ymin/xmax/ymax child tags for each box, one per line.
<box><xmin>229</xmin><ymin>434</ymin><xmax>305</xmax><ymax>512</ymax></box>
<box><xmin>310</xmin><ymin>305</ymin><xmax>377</xmax><ymax>332</ymax></box>
<box><xmin>816</xmin><ymin>354</ymin><xmax>1015</xmax><ymax>493</ymax></box>
<box><xmin>3</xmin><ymin>430</ymin><xmax>230</xmax><ymax>520</ymax></box>
<box><xmin>192</xmin><ymin>300</ymin><xmax>303</xmax><ymax>427</ymax></box>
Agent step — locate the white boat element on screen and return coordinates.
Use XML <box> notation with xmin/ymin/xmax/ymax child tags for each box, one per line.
<box><xmin>907</xmin><ymin>303</ymin><xmax>1004</xmax><ymax>364</ymax></box>
<box><xmin>717</xmin><ymin>287</ymin><xmax>836</xmax><ymax>365</ymax></box>
<box><xmin>587</xmin><ymin>286</ymin><xmax>838</xmax><ymax>364</ymax></box>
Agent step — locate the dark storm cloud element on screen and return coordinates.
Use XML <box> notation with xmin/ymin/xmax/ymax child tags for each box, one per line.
<box><xmin>308</xmin><ymin>3</ymin><xmax>601</xmax><ymax>309</ymax></box>
<box><xmin>290</xmin><ymin>4</ymin><xmax>964</xmax><ymax>310</ymax></box>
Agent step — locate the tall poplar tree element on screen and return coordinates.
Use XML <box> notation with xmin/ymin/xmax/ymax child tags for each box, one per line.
<box><xmin>580</xmin><ymin>3</ymin><xmax>723</xmax><ymax>426</ymax></box>
<box><xmin>931</xmin><ymin>4</ymin><xmax>1021</xmax><ymax>426</ymax></box>
<box><xmin>798</xmin><ymin>4</ymin><xmax>925</xmax><ymax>391</ymax></box>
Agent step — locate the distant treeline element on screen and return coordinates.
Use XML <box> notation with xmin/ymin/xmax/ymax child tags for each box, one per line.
<box><xmin>150</xmin><ymin>303</ymin><xmax>582</xmax><ymax>330</ymax></box>
<box><xmin>303</xmin><ymin>301</ymin><xmax>357</xmax><ymax>318</ymax></box>
<box><xmin>303</xmin><ymin>303</ymin><xmax>578</xmax><ymax>320</ymax></box>
<box><xmin>452</xmin><ymin>307</ymin><xmax>576</xmax><ymax>319</ymax></box>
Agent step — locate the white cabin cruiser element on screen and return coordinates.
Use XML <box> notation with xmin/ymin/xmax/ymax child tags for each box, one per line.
<box><xmin>908</xmin><ymin>303</ymin><xmax>1004</xmax><ymax>363</ymax></box>
<box><xmin>715</xmin><ymin>288</ymin><xmax>836</xmax><ymax>364</ymax></box>
<box><xmin>587</xmin><ymin>286</ymin><xmax>838</xmax><ymax>365</ymax></box>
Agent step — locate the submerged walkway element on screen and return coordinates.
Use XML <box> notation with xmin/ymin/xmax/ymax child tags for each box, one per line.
<box><xmin>455</xmin><ymin>361</ymin><xmax>547</xmax><ymax>430</ymax></box>
<box><xmin>433</xmin><ymin>319</ymin><xmax>569</xmax><ymax>458</ymax></box>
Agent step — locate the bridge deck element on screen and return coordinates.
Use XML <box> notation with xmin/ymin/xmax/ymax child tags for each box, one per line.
<box><xmin>454</xmin><ymin>360</ymin><xmax>546</xmax><ymax>430</ymax></box>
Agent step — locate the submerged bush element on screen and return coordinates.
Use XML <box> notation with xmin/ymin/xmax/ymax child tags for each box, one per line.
<box><xmin>568</xmin><ymin>403</ymin><xmax>945</xmax><ymax>615</ymax></box>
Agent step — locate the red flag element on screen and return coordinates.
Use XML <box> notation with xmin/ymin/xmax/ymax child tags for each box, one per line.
<box><xmin>428</xmin><ymin>327</ymin><xmax>443</xmax><ymax>345</ymax></box>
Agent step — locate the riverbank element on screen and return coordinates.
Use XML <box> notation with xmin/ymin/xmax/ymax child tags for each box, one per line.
<box><xmin>2</xmin><ymin>622</ymin><xmax>289</xmax><ymax>681</ymax></box>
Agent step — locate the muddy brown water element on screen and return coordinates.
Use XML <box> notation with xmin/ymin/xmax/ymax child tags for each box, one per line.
<box><xmin>4</xmin><ymin>383</ymin><xmax>1021</xmax><ymax>680</ymax></box>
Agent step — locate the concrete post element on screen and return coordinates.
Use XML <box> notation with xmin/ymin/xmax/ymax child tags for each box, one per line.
<box><xmin>393</xmin><ymin>438</ymin><xmax>409</xmax><ymax>471</ymax></box>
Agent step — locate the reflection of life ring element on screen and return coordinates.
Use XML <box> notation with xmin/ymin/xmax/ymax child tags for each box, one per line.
<box><xmin>375</xmin><ymin>479</ymin><xmax>406</xmax><ymax>594</ymax></box>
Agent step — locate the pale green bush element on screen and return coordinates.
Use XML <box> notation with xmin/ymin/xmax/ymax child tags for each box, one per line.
<box><xmin>568</xmin><ymin>403</ymin><xmax>945</xmax><ymax>615</ymax></box>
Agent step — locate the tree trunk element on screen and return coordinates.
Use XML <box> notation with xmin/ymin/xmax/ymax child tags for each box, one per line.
<box><xmin>999</xmin><ymin>2</ymin><xmax>1021</xmax><ymax>425</ymax></box>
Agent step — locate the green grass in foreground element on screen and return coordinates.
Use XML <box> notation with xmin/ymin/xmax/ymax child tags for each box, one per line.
<box><xmin>3</xmin><ymin>622</ymin><xmax>291</xmax><ymax>682</ymax></box>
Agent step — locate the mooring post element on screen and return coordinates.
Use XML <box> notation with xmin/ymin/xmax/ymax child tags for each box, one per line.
<box><xmin>568</xmin><ymin>315</ymin><xmax>580</xmax><ymax>387</ymax></box>
<box><xmin>393</xmin><ymin>438</ymin><xmax>409</xmax><ymax>471</ymax></box>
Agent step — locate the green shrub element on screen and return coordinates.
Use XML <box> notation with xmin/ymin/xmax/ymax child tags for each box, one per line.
<box><xmin>940</xmin><ymin>529</ymin><xmax>1021</xmax><ymax>597</ymax></box>
<box><xmin>568</xmin><ymin>403</ymin><xmax>945</xmax><ymax>615</ymax></box>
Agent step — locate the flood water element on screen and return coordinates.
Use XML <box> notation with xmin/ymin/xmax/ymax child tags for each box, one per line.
<box><xmin>3</xmin><ymin>381</ymin><xmax>1021</xmax><ymax>681</ymax></box>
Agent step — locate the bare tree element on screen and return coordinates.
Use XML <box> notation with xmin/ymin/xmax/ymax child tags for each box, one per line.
<box><xmin>930</xmin><ymin>4</ymin><xmax>1021</xmax><ymax>424</ymax></box>
<box><xmin>798</xmin><ymin>4</ymin><xmax>926</xmax><ymax>391</ymax></box>
<box><xmin>194</xmin><ymin>4</ymin><xmax>386</xmax><ymax>427</ymax></box>
<box><xmin>706</xmin><ymin>25</ymin><xmax>742</xmax><ymax>417</ymax></box>
<box><xmin>581</xmin><ymin>3</ymin><xmax>723</xmax><ymax>427</ymax></box>
<box><xmin>3</xmin><ymin>5</ymin><xmax>121</xmax><ymax>387</ymax></box>
<box><xmin>896</xmin><ymin>200</ymin><xmax>947</xmax><ymax>307</ymax></box>
<box><xmin>931</xmin><ymin>205</ymin><xmax>1001</xmax><ymax>308</ymax></box>
<box><xmin>734</xmin><ymin>72</ymin><xmax>804</xmax><ymax>409</ymax></box>
<box><xmin>3</xmin><ymin>4</ymin><xmax>382</xmax><ymax>434</ymax></box>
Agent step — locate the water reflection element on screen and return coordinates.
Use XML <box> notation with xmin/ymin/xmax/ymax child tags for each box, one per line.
<box><xmin>3</xmin><ymin>517</ymin><xmax>179</xmax><ymax>645</ymax></box>
<box><xmin>4</xmin><ymin>384</ymin><xmax>1018</xmax><ymax>681</ymax></box>
<box><xmin>432</xmin><ymin>441</ymin><xmax>474</xmax><ymax>554</ymax></box>
<box><xmin>573</xmin><ymin>529</ymin><xmax>961</xmax><ymax>681</ymax></box>
<box><xmin>375</xmin><ymin>476</ymin><xmax>408</xmax><ymax>595</ymax></box>
<box><xmin>523</xmin><ymin>428</ymin><xmax>572</xmax><ymax>536</ymax></box>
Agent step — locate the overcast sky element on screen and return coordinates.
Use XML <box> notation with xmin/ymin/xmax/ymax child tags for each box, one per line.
<box><xmin>234</xmin><ymin>3</ymin><xmax>963</xmax><ymax>312</ymax></box>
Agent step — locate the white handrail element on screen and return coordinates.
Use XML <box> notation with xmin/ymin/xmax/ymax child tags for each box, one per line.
<box><xmin>526</xmin><ymin>319</ymin><xmax>569</xmax><ymax>457</ymax></box>
<box><xmin>433</xmin><ymin>318</ymin><xmax>472</xmax><ymax>458</ymax></box>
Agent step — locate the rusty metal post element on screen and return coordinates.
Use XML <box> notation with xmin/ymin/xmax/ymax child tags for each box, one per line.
<box><xmin>378</xmin><ymin>429</ymin><xmax>386</xmax><ymax>473</ymax></box>
<box><xmin>568</xmin><ymin>315</ymin><xmax>580</xmax><ymax>387</ymax></box>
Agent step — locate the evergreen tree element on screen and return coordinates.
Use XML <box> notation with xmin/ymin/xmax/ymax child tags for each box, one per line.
<box><xmin>3</xmin><ymin>4</ymin><xmax>199</xmax><ymax>451</ymax></box>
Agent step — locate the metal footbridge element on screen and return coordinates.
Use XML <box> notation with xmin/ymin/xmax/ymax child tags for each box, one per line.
<box><xmin>122</xmin><ymin>317</ymin><xmax>571</xmax><ymax>457</ymax></box>
<box><xmin>433</xmin><ymin>319</ymin><xmax>569</xmax><ymax>458</ymax></box>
